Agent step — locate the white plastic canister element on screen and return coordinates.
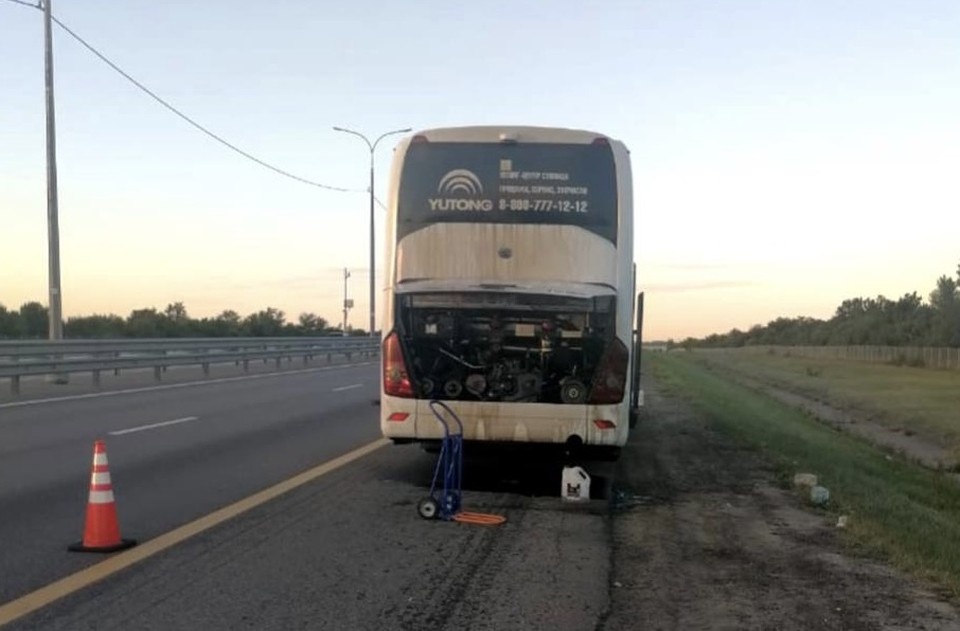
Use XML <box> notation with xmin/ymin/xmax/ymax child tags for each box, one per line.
<box><xmin>561</xmin><ymin>466</ymin><xmax>591</xmax><ymax>502</ymax></box>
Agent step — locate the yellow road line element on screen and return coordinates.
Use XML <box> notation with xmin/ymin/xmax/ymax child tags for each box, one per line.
<box><xmin>0</xmin><ymin>438</ymin><xmax>389</xmax><ymax>627</ymax></box>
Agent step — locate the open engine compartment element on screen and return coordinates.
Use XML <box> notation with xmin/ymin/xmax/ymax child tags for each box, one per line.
<box><xmin>395</xmin><ymin>291</ymin><xmax>617</xmax><ymax>404</ymax></box>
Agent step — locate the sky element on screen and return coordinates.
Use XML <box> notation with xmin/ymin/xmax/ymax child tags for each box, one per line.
<box><xmin>1</xmin><ymin>0</ymin><xmax>958</xmax><ymax>341</ymax></box>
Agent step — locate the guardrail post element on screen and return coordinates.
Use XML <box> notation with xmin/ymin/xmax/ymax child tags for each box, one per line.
<box><xmin>11</xmin><ymin>375</ymin><xmax>19</xmax><ymax>395</ymax></box>
<box><xmin>93</xmin><ymin>370</ymin><xmax>100</xmax><ymax>388</ymax></box>
<box><xmin>327</xmin><ymin>353</ymin><xmax>332</xmax><ymax>363</ymax></box>
<box><xmin>302</xmin><ymin>356</ymin><xmax>308</xmax><ymax>366</ymax></box>
<box><xmin>203</xmin><ymin>363</ymin><xmax>210</xmax><ymax>376</ymax></box>
<box><xmin>154</xmin><ymin>366</ymin><xmax>162</xmax><ymax>382</ymax></box>
<box><xmin>274</xmin><ymin>357</ymin><xmax>281</xmax><ymax>369</ymax></box>
<box><xmin>243</xmin><ymin>359</ymin><xmax>249</xmax><ymax>372</ymax></box>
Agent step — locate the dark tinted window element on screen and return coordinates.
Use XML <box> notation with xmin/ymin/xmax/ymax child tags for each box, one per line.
<box><xmin>397</xmin><ymin>141</ymin><xmax>618</xmax><ymax>243</ymax></box>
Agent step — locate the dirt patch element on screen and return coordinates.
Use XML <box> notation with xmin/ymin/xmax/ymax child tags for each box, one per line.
<box><xmin>601</xmin><ymin>374</ymin><xmax>960</xmax><ymax>630</ymax></box>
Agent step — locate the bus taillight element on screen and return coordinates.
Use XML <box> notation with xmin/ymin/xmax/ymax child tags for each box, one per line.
<box><xmin>587</xmin><ymin>337</ymin><xmax>628</xmax><ymax>404</ymax></box>
<box><xmin>383</xmin><ymin>331</ymin><xmax>414</xmax><ymax>398</ymax></box>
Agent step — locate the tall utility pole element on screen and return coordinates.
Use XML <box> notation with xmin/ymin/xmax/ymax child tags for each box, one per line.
<box><xmin>43</xmin><ymin>0</ymin><xmax>63</xmax><ymax>343</ymax></box>
<box><xmin>332</xmin><ymin>126</ymin><xmax>411</xmax><ymax>337</ymax></box>
<box><xmin>342</xmin><ymin>267</ymin><xmax>353</xmax><ymax>336</ymax></box>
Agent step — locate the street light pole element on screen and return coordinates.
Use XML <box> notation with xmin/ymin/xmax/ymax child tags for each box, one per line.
<box><xmin>367</xmin><ymin>150</ymin><xmax>375</xmax><ymax>337</ymax></box>
<box><xmin>332</xmin><ymin>126</ymin><xmax>411</xmax><ymax>338</ymax></box>
<box><xmin>43</xmin><ymin>0</ymin><xmax>63</xmax><ymax>343</ymax></box>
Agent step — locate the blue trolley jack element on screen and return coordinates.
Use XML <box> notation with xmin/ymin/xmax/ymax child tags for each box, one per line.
<box><xmin>416</xmin><ymin>400</ymin><xmax>506</xmax><ymax>526</ymax></box>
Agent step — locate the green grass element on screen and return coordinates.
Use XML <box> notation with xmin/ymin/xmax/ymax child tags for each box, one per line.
<box><xmin>650</xmin><ymin>352</ymin><xmax>960</xmax><ymax>596</ymax></box>
<box><xmin>688</xmin><ymin>350</ymin><xmax>960</xmax><ymax>456</ymax></box>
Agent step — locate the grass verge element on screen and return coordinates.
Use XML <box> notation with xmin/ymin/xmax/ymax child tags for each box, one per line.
<box><xmin>650</xmin><ymin>352</ymin><xmax>960</xmax><ymax>597</ymax></box>
<box><xmin>686</xmin><ymin>350</ymin><xmax>960</xmax><ymax>456</ymax></box>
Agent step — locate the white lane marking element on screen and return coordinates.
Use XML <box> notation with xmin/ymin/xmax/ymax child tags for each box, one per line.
<box><xmin>0</xmin><ymin>362</ymin><xmax>377</xmax><ymax>410</ymax></box>
<box><xmin>332</xmin><ymin>384</ymin><xmax>363</xmax><ymax>392</ymax></box>
<box><xmin>108</xmin><ymin>416</ymin><xmax>199</xmax><ymax>436</ymax></box>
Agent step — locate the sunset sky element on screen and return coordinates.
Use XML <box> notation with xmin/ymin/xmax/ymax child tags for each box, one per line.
<box><xmin>2</xmin><ymin>0</ymin><xmax>958</xmax><ymax>340</ymax></box>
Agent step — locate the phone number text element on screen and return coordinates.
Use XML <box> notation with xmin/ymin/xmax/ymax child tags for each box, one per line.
<box><xmin>498</xmin><ymin>199</ymin><xmax>589</xmax><ymax>213</ymax></box>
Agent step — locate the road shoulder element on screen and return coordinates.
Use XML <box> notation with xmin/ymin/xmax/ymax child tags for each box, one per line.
<box><xmin>603</xmin><ymin>375</ymin><xmax>960</xmax><ymax>630</ymax></box>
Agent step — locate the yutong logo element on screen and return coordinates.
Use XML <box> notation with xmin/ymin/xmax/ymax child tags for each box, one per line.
<box><xmin>438</xmin><ymin>169</ymin><xmax>483</xmax><ymax>195</ymax></box>
<box><xmin>429</xmin><ymin>169</ymin><xmax>493</xmax><ymax>212</ymax></box>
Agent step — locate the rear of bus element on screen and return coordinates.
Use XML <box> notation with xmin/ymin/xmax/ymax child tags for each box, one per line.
<box><xmin>379</xmin><ymin>126</ymin><xmax>635</xmax><ymax>460</ymax></box>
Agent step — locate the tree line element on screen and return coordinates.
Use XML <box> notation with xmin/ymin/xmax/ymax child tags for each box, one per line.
<box><xmin>674</xmin><ymin>261</ymin><xmax>960</xmax><ymax>349</ymax></box>
<box><xmin>0</xmin><ymin>302</ymin><xmax>365</xmax><ymax>339</ymax></box>
<box><xmin>4</xmin><ymin>261</ymin><xmax>958</xmax><ymax>345</ymax></box>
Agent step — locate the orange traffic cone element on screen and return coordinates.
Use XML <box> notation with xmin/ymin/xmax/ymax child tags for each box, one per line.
<box><xmin>68</xmin><ymin>440</ymin><xmax>137</xmax><ymax>553</ymax></box>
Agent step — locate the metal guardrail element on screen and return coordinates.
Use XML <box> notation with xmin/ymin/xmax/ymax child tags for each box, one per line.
<box><xmin>0</xmin><ymin>337</ymin><xmax>380</xmax><ymax>395</ymax></box>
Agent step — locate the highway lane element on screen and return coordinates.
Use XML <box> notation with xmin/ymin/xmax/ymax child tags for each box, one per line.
<box><xmin>3</xmin><ymin>434</ymin><xmax>611</xmax><ymax>631</ymax></box>
<box><xmin>0</xmin><ymin>361</ymin><xmax>382</xmax><ymax>605</ymax></box>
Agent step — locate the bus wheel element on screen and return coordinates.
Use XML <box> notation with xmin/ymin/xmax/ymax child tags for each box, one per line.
<box><xmin>417</xmin><ymin>497</ymin><xmax>439</xmax><ymax>520</ymax></box>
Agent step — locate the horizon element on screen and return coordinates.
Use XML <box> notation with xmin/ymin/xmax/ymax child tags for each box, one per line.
<box><xmin>4</xmin><ymin>256</ymin><xmax>956</xmax><ymax>343</ymax></box>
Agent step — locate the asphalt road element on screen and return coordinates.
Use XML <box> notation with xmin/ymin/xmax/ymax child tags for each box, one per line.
<box><xmin>0</xmin><ymin>360</ymin><xmax>612</xmax><ymax>630</ymax></box>
<box><xmin>0</xmin><ymin>360</ymin><xmax>383</xmax><ymax>606</ymax></box>
<box><xmin>5</xmin><ymin>446</ymin><xmax>609</xmax><ymax>631</ymax></box>
<box><xmin>7</xmin><ymin>358</ymin><xmax>954</xmax><ymax>630</ymax></box>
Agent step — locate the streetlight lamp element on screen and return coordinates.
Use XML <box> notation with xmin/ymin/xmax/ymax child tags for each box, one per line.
<box><xmin>333</xmin><ymin>126</ymin><xmax>411</xmax><ymax>338</ymax></box>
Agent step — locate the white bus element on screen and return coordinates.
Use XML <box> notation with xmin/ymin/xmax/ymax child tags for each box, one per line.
<box><xmin>379</xmin><ymin>126</ymin><xmax>642</xmax><ymax>461</ymax></box>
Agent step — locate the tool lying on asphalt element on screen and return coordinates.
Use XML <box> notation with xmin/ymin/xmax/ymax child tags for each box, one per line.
<box><xmin>417</xmin><ymin>400</ymin><xmax>506</xmax><ymax>526</ymax></box>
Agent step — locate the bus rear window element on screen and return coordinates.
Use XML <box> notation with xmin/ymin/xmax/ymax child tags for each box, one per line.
<box><xmin>396</xmin><ymin>141</ymin><xmax>618</xmax><ymax>243</ymax></box>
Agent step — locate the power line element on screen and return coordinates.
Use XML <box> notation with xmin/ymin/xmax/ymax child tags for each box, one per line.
<box><xmin>51</xmin><ymin>16</ymin><xmax>358</xmax><ymax>192</ymax></box>
<box><xmin>4</xmin><ymin>0</ymin><xmax>358</xmax><ymax>192</ymax></box>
